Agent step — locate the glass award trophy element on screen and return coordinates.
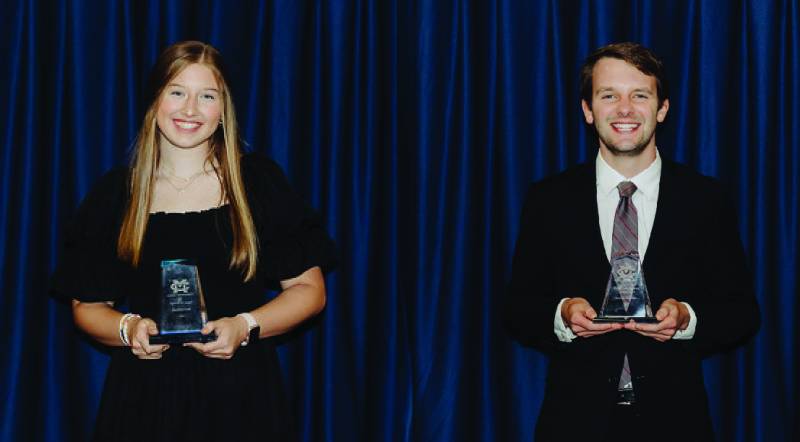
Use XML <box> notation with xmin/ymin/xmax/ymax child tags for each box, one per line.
<box><xmin>149</xmin><ymin>259</ymin><xmax>217</xmax><ymax>344</ymax></box>
<box><xmin>593</xmin><ymin>252</ymin><xmax>658</xmax><ymax>323</ymax></box>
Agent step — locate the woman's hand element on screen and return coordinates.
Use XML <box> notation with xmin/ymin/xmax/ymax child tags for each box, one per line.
<box><xmin>128</xmin><ymin>317</ymin><xmax>170</xmax><ymax>359</ymax></box>
<box><xmin>184</xmin><ymin>316</ymin><xmax>249</xmax><ymax>359</ymax></box>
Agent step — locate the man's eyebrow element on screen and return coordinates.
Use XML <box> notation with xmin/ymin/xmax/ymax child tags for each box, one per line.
<box><xmin>594</xmin><ymin>86</ymin><xmax>654</xmax><ymax>95</ymax></box>
<box><xmin>594</xmin><ymin>87</ymin><xmax>615</xmax><ymax>95</ymax></box>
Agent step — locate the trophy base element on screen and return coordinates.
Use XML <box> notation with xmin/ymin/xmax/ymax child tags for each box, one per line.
<box><xmin>149</xmin><ymin>331</ymin><xmax>217</xmax><ymax>344</ymax></box>
<box><xmin>592</xmin><ymin>316</ymin><xmax>659</xmax><ymax>324</ymax></box>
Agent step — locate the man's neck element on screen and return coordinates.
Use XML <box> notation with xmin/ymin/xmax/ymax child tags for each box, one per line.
<box><xmin>599</xmin><ymin>145</ymin><xmax>657</xmax><ymax>179</ymax></box>
<box><xmin>158</xmin><ymin>142</ymin><xmax>212</xmax><ymax>178</ymax></box>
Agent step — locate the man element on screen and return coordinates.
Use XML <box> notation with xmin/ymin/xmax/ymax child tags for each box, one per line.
<box><xmin>506</xmin><ymin>42</ymin><xmax>760</xmax><ymax>441</ymax></box>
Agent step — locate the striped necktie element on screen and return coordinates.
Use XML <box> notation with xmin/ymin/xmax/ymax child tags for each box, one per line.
<box><xmin>613</xmin><ymin>181</ymin><xmax>637</xmax><ymax>395</ymax></box>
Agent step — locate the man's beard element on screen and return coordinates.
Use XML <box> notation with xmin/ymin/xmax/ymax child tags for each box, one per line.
<box><xmin>597</xmin><ymin>124</ymin><xmax>655</xmax><ymax>157</ymax></box>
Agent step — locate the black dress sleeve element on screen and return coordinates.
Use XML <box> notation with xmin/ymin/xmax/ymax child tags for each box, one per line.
<box><xmin>50</xmin><ymin>167</ymin><xmax>130</xmax><ymax>303</ymax></box>
<box><xmin>241</xmin><ymin>153</ymin><xmax>338</xmax><ymax>282</ymax></box>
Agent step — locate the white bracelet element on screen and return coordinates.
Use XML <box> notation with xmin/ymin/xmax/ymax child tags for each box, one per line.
<box><xmin>119</xmin><ymin>313</ymin><xmax>141</xmax><ymax>346</ymax></box>
<box><xmin>236</xmin><ymin>313</ymin><xmax>258</xmax><ymax>346</ymax></box>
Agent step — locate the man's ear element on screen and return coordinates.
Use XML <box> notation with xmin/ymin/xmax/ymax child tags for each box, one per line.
<box><xmin>581</xmin><ymin>99</ymin><xmax>594</xmax><ymax>124</ymax></box>
<box><xmin>656</xmin><ymin>99</ymin><xmax>670</xmax><ymax>122</ymax></box>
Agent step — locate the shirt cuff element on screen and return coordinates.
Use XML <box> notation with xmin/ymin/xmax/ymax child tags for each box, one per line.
<box><xmin>672</xmin><ymin>302</ymin><xmax>697</xmax><ymax>340</ymax></box>
<box><xmin>554</xmin><ymin>298</ymin><xmax>577</xmax><ymax>342</ymax></box>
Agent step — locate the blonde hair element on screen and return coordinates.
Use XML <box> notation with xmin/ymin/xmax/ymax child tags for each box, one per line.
<box><xmin>117</xmin><ymin>41</ymin><xmax>259</xmax><ymax>280</ymax></box>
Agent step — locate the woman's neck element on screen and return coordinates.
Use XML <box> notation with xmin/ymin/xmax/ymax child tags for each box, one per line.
<box><xmin>158</xmin><ymin>143</ymin><xmax>213</xmax><ymax>178</ymax></box>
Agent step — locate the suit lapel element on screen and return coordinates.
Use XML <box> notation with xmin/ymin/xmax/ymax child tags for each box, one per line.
<box><xmin>585</xmin><ymin>165</ymin><xmax>611</xmax><ymax>273</ymax></box>
<box><xmin>572</xmin><ymin>163</ymin><xmax>612</xmax><ymax>305</ymax></box>
<box><xmin>641</xmin><ymin>159</ymin><xmax>680</xmax><ymax>300</ymax></box>
<box><xmin>642</xmin><ymin>157</ymin><xmax>679</xmax><ymax>274</ymax></box>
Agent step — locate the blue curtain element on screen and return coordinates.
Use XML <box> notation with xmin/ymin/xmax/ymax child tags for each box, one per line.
<box><xmin>1</xmin><ymin>0</ymin><xmax>797</xmax><ymax>441</ymax></box>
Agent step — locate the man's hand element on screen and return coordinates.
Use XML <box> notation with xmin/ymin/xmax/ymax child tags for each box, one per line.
<box><xmin>561</xmin><ymin>297</ymin><xmax>623</xmax><ymax>338</ymax></box>
<box><xmin>623</xmin><ymin>298</ymin><xmax>690</xmax><ymax>342</ymax></box>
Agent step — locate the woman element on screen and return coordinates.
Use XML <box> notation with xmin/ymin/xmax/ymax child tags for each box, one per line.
<box><xmin>51</xmin><ymin>41</ymin><xmax>336</xmax><ymax>441</ymax></box>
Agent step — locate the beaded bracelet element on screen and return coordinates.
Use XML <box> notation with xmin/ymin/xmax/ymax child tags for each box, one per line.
<box><xmin>118</xmin><ymin>313</ymin><xmax>141</xmax><ymax>346</ymax></box>
<box><xmin>236</xmin><ymin>313</ymin><xmax>258</xmax><ymax>346</ymax></box>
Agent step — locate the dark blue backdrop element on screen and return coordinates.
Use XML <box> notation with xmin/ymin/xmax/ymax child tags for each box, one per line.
<box><xmin>1</xmin><ymin>0</ymin><xmax>797</xmax><ymax>441</ymax></box>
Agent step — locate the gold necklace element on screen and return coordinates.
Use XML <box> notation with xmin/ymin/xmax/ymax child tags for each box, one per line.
<box><xmin>160</xmin><ymin>169</ymin><xmax>209</xmax><ymax>195</ymax></box>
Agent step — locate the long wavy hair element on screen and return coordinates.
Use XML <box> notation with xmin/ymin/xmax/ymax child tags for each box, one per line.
<box><xmin>117</xmin><ymin>41</ymin><xmax>258</xmax><ymax>280</ymax></box>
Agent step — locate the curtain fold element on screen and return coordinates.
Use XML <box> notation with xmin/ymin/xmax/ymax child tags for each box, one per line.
<box><xmin>1</xmin><ymin>1</ymin><xmax>797</xmax><ymax>441</ymax></box>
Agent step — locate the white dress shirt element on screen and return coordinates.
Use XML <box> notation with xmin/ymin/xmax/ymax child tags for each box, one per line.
<box><xmin>553</xmin><ymin>150</ymin><xmax>697</xmax><ymax>342</ymax></box>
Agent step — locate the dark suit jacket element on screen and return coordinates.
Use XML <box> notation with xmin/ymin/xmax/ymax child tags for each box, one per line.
<box><xmin>506</xmin><ymin>158</ymin><xmax>760</xmax><ymax>442</ymax></box>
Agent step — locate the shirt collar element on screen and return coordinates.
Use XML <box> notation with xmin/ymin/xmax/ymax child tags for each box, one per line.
<box><xmin>596</xmin><ymin>149</ymin><xmax>662</xmax><ymax>199</ymax></box>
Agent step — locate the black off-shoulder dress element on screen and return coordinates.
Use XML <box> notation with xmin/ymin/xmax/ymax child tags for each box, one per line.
<box><xmin>51</xmin><ymin>153</ymin><xmax>337</xmax><ymax>442</ymax></box>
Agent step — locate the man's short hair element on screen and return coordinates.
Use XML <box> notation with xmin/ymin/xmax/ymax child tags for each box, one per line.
<box><xmin>580</xmin><ymin>42</ymin><xmax>668</xmax><ymax>108</ymax></box>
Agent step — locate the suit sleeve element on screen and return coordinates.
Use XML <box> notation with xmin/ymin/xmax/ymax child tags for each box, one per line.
<box><xmin>689</xmin><ymin>184</ymin><xmax>760</xmax><ymax>357</ymax></box>
<box><xmin>505</xmin><ymin>183</ymin><xmax>568</xmax><ymax>355</ymax></box>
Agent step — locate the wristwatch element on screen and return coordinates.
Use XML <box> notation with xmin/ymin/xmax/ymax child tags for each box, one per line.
<box><xmin>237</xmin><ymin>313</ymin><xmax>259</xmax><ymax>346</ymax></box>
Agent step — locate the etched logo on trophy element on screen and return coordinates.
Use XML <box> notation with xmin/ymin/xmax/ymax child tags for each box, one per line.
<box><xmin>170</xmin><ymin>278</ymin><xmax>190</xmax><ymax>294</ymax></box>
<box><xmin>593</xmin><ymin>252</ymin><xmax>658</xmax><ymax>323</ymax></box>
